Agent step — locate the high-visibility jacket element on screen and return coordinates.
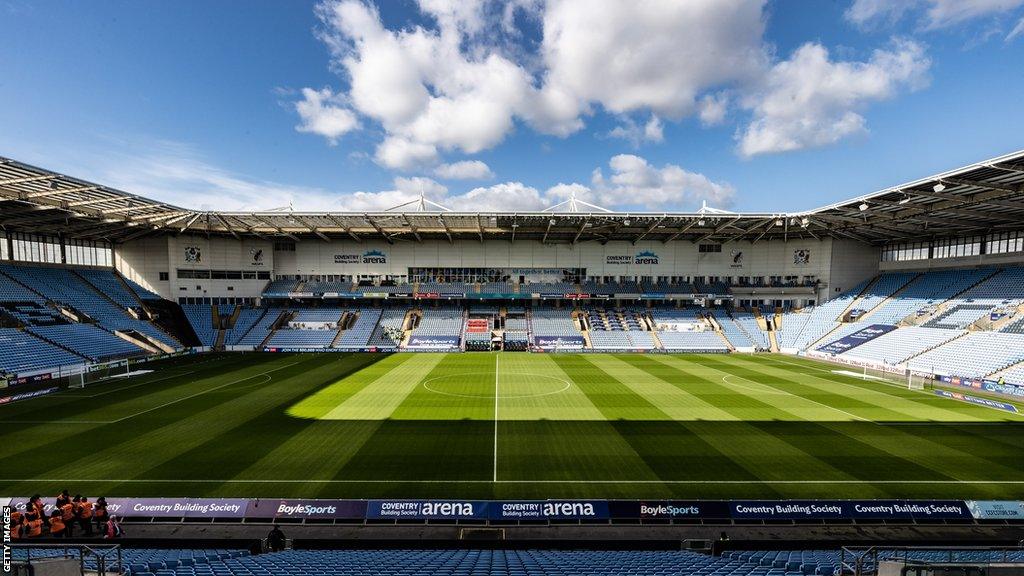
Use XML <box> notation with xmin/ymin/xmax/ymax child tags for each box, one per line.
<box><xmin>61</xmin><ymin>503</ymin><xmax>75</xmax><ymax>521</ymax></box>
<box><xmin>9</xmin><ymin>524</ymin><xmax>20</xmax><ymax>540</ymax></box>
<box><xmin>49</xmin><ymin>517</ymin><xmax>66</xmax><ymax>535</ymax></box>
<box><xmin>78</xmin><ymin>501</ymin><xmax>94</xmax><ymax>519</ymax></box>
<box><xmin>25</xmin><ymin>518</ymin><xmax>43</xmax><ymax>537</ymax></box>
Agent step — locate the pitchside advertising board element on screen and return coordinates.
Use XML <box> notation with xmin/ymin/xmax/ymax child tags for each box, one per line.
<box><xmin>816</xmin><ymin>324</ymin><xmax>897</xmax><ymax>355</ymax></box>
<box><xmin>6</xmin><ymin>497</ymin><xmax>1014</xmax><ymax>520</ymax></box>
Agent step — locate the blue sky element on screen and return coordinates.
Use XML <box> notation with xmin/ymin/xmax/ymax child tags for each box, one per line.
<box><xmin>1</xmin><ymin>0</ymin><xmax>1022</xmax><ymax>213</ymax></box>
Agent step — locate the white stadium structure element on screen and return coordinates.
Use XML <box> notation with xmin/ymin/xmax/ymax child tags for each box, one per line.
<box><xmin>1</xmin><ymin>149</ymin><xmax>1024</xmax><ymax>389</ymax></box>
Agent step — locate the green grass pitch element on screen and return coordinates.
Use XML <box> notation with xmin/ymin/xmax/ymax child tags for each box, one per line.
<box><xmin>1</xmin><ymin>352</ymin><xmax>1023</xmax><ymax>500</ymax></box>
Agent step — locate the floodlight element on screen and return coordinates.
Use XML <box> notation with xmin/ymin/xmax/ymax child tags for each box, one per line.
<box><xmin>859</xmin><ymin>203</ymin><xmax>868</xmax><ymax>211</ymax></box>
<box><xmin>933</xmin><ymin>182</ymin><xmax>945</xmax><ymax>192</ymax></box>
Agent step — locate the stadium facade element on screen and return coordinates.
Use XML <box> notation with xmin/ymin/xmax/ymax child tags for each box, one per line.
<box><xmin>1</xmin><ymin>149</ymin><xmax>1024</xmax><ymax>379</ymax></box>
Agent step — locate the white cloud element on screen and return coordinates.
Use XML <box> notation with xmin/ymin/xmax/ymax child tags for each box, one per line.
<box><xmin>846</xmin><ymin>0</ymin><xmax>1024</xmax><ymax>29</ymax></box>
<box><xmin>737</xmin><ymin>40</ymin><xmax>930</xmax><ymax>157</ymax></box>
<box><xmin>68</xmin><ymin>139</ymin><xmax>346</xmax><ymax>212</ymax></box>
<box><xmin>433</xmin><ymin>160</ymin><xmax>494</xmax><ymax>180</ymax></box>
<box><xmin>607</xmin><ymin>115</ymin><xmax>664</xmax><ymax>147</ymax></box>
<box><xmin>294</xmin><ymin>87</ymin><xmax>359</xmax><ymax>144</ymax></box>
<box><xmin>447</xmin><ymin>182</ymin><xmax>550</xmax><ymax>211</ymax></box>
<box><xmin>698</xmin><ymin>94</ymin><xmax>729</xmax><ymax>126</ymax></box>
<box><xmin>315</xmin><ymin>0</ymin><xmax>536</xmax><ymax>169</ymax></box>
<box><xmin>297</xmin><ymin>0</ymin><xmax>930</xmax><ymax>164</ymax></box>
<box><xmin>1007</xmin><ymin>15</ymin><xmax>1024</xmax><ymax>38</ymax></box>
<box><xmin>338</xmin><ymin>176</ymin><xmax>448</xmax><ymax>211</ymax></box>
<box><xmin>539</xmin><ymin>0</ymin><xmax>767</xmax><ymax>121</ymax></box>
<box><xmin>587</xmin><ymin>154</ymin><xmax>735</xmax><ymax>210</ymax></box>
<box><xmin>374</xmin><ymin>136</ymin><xmax>438</xmax><ymax>170</ymax></box>
<box><xmin>304</xmin><ymin>0</ymin><xmax>775</xmax><ymax>165</ymax></box>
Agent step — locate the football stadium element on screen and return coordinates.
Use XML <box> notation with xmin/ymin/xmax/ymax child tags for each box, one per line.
<box><xmin>4</xmin><ymin>146</ymin><xmax>1024</xmax><ymax>572</ymax></box>
<box><xmin>4</xmin><ymin>1</ymin><xmax>1024</xmax><ymax>574</ymax></box>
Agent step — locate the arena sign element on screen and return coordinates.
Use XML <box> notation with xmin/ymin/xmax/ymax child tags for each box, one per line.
<box><xmin>2</xmin><ymin>497</ymin><xmax>999</xmax><ymax>521</ymax></box>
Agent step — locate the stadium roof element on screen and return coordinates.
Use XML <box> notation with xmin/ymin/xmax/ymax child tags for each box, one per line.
<box><xmin>1</xmin><ymin>150</ymin><xmax>1023</xmax><ymax>245</ymax></box>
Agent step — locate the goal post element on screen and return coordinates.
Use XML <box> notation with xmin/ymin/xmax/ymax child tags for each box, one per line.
<box><xmin>69</xmin><ymin>358</ymin><xmax>133</xmax><ymax>389</ymax></box>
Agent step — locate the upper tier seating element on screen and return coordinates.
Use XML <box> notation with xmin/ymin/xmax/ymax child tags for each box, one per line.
<box><xmin>0</xmin><ymin>270</ymin><xmax>45</xmax><ymax>303</ymax></box>
<box><xmin>122</xmin><ymin>277</ymin><xmax>163</xmax><ymax>301</ymax></box>
<box><xmin>775</xmin><ymin>278</ymin><xmax>871</xmax><ymax>350</ymax></box>
<box><xmin>236</xmin><ymin>309</ymin><xmax>284</xmax><ymax>347</ymax></box>
<box><xmin>909</xmin><ymin>331</ymin><xmax>1024</xmax><ymax>377</ymax></box>
<box><xmin>0</xmin><ymin>264</ymin><xmax>178</xmax><ymax>349</ymax></box>
<box><xmin>263</xmin><ymin>278</ymin><xmax>300</xmax><ymax>294</ymax></box>
<box><xmin>75</xmin><ymin>268</ymin><xmax>142</xmax><ymax>310</ymax></box>
<box><xmin>867</xmin><ymin>268</ymin><xmax>992</xmax><ymax>325</ymax></box>
<box><xmin>225</xmin><ymin>308</ymin><xmax>265</xmax><ymax>345</ymax></box>
<box><xmin>182</xmin><ymin>304</ymin><xmax>217</xmax><ymax>347</ymax></box>
<box><xmin>924</xmin><ymin>267</ymin><xmax>1024</xmax><ymax>329</ymax></box>
<box><xmin>28</xmin><ymin>323</ymin><xmax>144</xmax><ymax>360</ymax></box>
<box><xmin>848</xmin><ymin>272</ymin><xmax>917</xmax><ymax>317</ymax></box>
<box><xmin>0</xmin><ymin>328</ymin><xmax>84</xmax><ymax>374</ymax></box>
<box><xmin>838</xmin><ymin>326</ymin><xmax>963</xmax><ymax>365</ymax></box>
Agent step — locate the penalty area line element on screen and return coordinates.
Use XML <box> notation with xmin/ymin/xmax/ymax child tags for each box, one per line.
<box><xmin>3</xmin><ymin>478</ymin><xmax>1024</xmax><ymax>485</ymax></box>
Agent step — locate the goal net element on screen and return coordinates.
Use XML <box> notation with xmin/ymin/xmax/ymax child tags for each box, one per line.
<box><xmin>69</xmin><ymin>358</ymin><xmax>133</xmax><ymax>389</ymax></box>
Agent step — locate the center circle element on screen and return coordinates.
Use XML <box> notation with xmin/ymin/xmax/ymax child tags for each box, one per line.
<box><xmin>422</xmin><ymin>372</ymin><xmax>572</xmax><ymax>399</ymax></box>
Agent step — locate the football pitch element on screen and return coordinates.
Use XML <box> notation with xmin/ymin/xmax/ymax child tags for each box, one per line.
<box><xmin>1</xmin><ymin>352</ymin><xmax>1023</xmax><ymax>500</ymax></box>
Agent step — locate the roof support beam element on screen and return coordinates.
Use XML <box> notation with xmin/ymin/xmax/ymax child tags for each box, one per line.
<box><xmin>541</xmin><ymin>217</ymin><xmax>555</xmax><ymax>244</ymax></box>
<box><xmin>250</xmin><ymin>214</ymin><xmax>300</xmax><ymax>241</ymax></box>
<box><xmin>661</xmin><ymin>219</ymin><xmax>700</xmax><ymax>243</ymax></box>
<box><xmin>572</xmin><ymin>216</ymin><xmax>591</xmax><ymax>245</ymax></box>
<box><xmin>434</xmin><ymin>215</ymin><xmax>452</xmax><ymax>244</ymax></box>
<box><xmin>25</xmin><ymin>186</ymin><xmax>100</xmax><ymax>199</ymax></box>
<box><xmin>0</xmin><ymin>174</ymin><xmax>60</xmax><ymax>186</ymax></box>
<box><xmin>180</xmin><ymin>213</ymin><xmax>203</xmax><ymax>233</ymax></box>
<box><xmin>632</xmin><ymin>215</ymin><xmax>665</xmax><ymax>245</ymax></box>
<box><xmin>326</xmin><ymin>215</ymin><xmax>362</xmax><ymax>242</ymax></box>
<box><xmin>215</xmin><ymin>213</ymin><xmax>240</xmax><ymax>240</ymax></box>
<box><xmin>476</xmin><ymin>214</ymin><xmax>485</xmax><ymax>243</ymax></box>
<box><xmin>364</xmin><ymin>214</ymin><xmax>393</xmax><ymax>244</ymax></box>
<box><xmin>292</xmin><ymin>214</ymin><xmax>330</xmax><ymax>242</ymax></box>
<box><xmin>693</xmin><ymin>216</ymin><xmax>742</xmax><ymax>244</ymax></box>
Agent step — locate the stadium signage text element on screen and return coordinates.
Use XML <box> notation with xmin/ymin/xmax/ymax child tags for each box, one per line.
<box><xmin>634</xmin><ymin>251</ymin><xmax>659</xmax><ymax>265</ymax></box>
<box><xmin>333</xmin><ymin>254</ymin><xmax>360</xmax><ymax>264</ymax></box>
<box><xmin>816</xmin><ymin>324</ymin><xmax>896</xmax><ymax>356</ymax></box>
<box><xmin>606</xmin><ymin>255</ymin><xmax>631</xmax><ymax>265</ymax></box>
<box><xmin>933</xmin><ymin>390</ymin><xmax>1018</xmax><ymax>413</ymax></box>
<box><xmin>1</xmin><ymin>497</ymin><xmax>995</xmax><ymax>521</ymax></box>
<box><xmin>362</xmin><ymin>250</ymin><xmax>387</xmax><ymax>264</ymax></box>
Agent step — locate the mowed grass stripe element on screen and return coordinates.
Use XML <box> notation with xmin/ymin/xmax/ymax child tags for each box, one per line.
<box><xmin>582</xmin><ymin>355</ymin><xmax>737</xmax><ymax>420</ymax></box>
<box><xmin>330</xmin><ymin>354</ymin><xmax>495</xmax><ymax>481</ymax></box>
<box><xmin>618</xmin><ymin>355</ymin><xmax>867</xmax><ymax>485</ymax></box>
<box><xmin>499</xmin><ymin>354</ymin><xmax>665</xmax><ymax>484</ymax></box>
<box><xmin>0</xmin><ymin>354</ymin><xmax>277</xmax><ymax>469</ymax></box>
<box><xmin>138</xmin><ymin>354</ymin><xmax>390</xmax><ymax>496</ymax></box>
<box><xmin>303</xmin><ymin>353</ymin><xmax>439</xmax><ymax>420</ymax></box>
<box><xmin>497</xmin><ymin>353</ymin><xmax>611</xmax><ymax>421</ymax></box>
<box><xmin>29</xmin><ymin>352</ymin><xmax>329</xmax><ymax>491</ymax></box>
<box><xmin>695</xmin><ymin>355</ymin><xmax>1024</xmax><ymax>487</ymax></box>
<box><xmin>761</xmin><ymin>355</ymin><xmax>1023</xmax><ymax>421</ymax></box>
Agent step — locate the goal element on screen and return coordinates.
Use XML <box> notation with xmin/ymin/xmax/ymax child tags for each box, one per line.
<box><xmin>69</xmin><ymin>358</ymin><xmax>134</xmax><ymax>389</ymax></box>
